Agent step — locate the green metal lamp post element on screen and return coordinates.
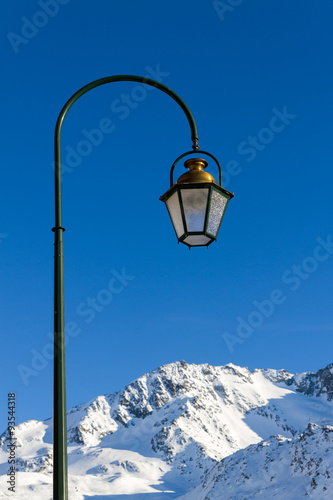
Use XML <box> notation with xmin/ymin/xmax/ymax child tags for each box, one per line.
<box><xmin>52</xmin><ymin>75</ymin><xmax>234</xmax><ymax>499</ymax></box>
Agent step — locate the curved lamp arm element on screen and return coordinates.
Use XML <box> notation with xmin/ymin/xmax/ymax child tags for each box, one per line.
<box><xmin>52</xmin><ymin>75</ymin><xmax>200</xmax><ymax>500</ymax></box>
<box><xmin>54</xmin><ymin>75</ymin><xmax>199</xmax><ymax>230</ymax></box>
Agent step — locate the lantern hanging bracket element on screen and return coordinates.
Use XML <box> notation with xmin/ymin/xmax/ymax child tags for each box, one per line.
<box><xmin>170</xmin><ymin>150</ymin><xmax>223</xmax><ymax>188</ymax></box>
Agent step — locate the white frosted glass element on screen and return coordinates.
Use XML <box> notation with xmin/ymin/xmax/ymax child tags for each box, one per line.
<box><xmin>183</xmin><ymin>235</ymin><xmax>212</xmax><ymax>246</ymax></box>
<box><xmin>181</xmin><ymin>188</ymin><xmax>209</xmax><ymax>232</ymax></box>
<box><xmin>166</xmin><ymin>191</ymin><xmax>184</xmax><ymax>238</ymax></box>
<box><xmin>207</xmin><ymin>190</ymin><xmax>228</xmax><ymax>237</ymax></box>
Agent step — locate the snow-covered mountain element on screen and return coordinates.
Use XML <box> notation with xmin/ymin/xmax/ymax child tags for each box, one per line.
<box><xmin>181</xmin><ymin>423</ymin><xmax>333</xmax><ymax>499</ymax></box>
<box><xmin>0</xmin><ymin>361</ymin><xmax>332</xmax><ymax>499</ymax></box>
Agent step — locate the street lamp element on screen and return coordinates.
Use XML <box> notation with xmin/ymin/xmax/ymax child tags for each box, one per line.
<box><xmin>52</xmin><ymin>75</ymin><xmax>234</xmax><ymax>500</ymax></box>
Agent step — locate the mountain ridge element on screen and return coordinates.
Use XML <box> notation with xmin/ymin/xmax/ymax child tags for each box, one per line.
<box><xmin>1</xmin><ymin>360</ymin><xmax>332</xmax><ymax>499</ymax></box>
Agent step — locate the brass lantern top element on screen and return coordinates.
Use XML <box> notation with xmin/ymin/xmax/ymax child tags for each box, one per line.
<box><xmin>176</xmin><ymin>158</ymin><xmax>218</xmax><ymax>185</ymax></box>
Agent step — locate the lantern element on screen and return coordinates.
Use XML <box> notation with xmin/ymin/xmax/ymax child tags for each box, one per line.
<box><xmin>160</xmin><ymin>157</ymin><xmax>234</xmax><ymax>248</ymax></box>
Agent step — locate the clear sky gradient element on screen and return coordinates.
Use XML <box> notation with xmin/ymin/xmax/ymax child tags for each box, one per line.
<box><xmin>1</xmin><ymin>0</ymin><xmax>332</xmax><ymax>427</ymax></box>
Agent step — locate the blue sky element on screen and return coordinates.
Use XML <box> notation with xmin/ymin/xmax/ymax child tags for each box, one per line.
<box><xmin>1</xmin><ymin>0</ymin><xmax>332</xmax><ymax>427</ymax></box>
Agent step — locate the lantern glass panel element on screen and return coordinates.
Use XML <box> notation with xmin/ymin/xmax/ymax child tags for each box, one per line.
<box><xmin>165</xmin><ymin>191</ymin><xmax>184</xmax><ymax>238</ymax></box>
<box><xmin>181</xmin><ymin>188</ymin><xmax>209</xmax><ymax>232</ymax></box>
<box><xmin>183</xmin><ymin>235</ymin><xmax>212</xmax><ymax>246</ymax></box>
<box><xmin>207</xmin><ymin>190</ymin><xmax>228</xmax><ymax>237</ymax></box>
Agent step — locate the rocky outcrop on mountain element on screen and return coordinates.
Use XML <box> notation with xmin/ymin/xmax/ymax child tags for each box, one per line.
<box><xmin>285</xmin><ymin>363</ymin><xmax>333</xmax><ymax>401</ymax></box>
